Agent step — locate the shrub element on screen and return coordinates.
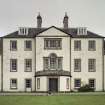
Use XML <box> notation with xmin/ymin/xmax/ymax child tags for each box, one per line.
<box><xmin>78</xmin><ymin>84</ymin><xmax>94</xmax><ymax>92</ymax></box>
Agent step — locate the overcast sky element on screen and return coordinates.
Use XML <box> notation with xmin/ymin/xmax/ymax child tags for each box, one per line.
<box><xmin>0</xmin><ymin>0</ymin><xmax>105</xmax><ymax>36</ymax></box>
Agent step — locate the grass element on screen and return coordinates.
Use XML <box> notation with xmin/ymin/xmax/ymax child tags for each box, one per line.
<box><xmin>0</xmin><ymin>95</ymin><xmax>105</xmax><ymax>105</ymax></box>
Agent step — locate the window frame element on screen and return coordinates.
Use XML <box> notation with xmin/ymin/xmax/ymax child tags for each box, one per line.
<box><xmin>74</xmin><ymin>59</ymin><xmax>81</xmax><ymax>72</ymax></box>
<box><xmin>44</xmin><ymin>38</ymin><xmax>62</xmax><ymax>50</ymax></box>
<box><xmin>37</xmin><ymin>78</ymin><xmax>40</xmax><ymax>89</ymax></box>
<box><xmin>25</xmin><ymin>79</ymin><xmax>32</xmax><ymax>88</ymax></box>
<box><xmin>24</xmin><ymin>40</ymin><xmax>32</xmax><ymax>51</ymax></box>
<box><xmin>10</xmin><ymin>59</ymin><xmax>17</xmax><ymax>72</ymax></box>
<box><xmin>89</xmin><ymin>79</ymin><xmax>96</xmax><ymax>89</ymax></box>
<box><xmin>74</xmin><ymin>40</ymin><xmax>81</xmax><ymax>51</ymax></box>
<box><xmin>10</xmin><ymin>40</ymin><xmax>17</xmax><ymax>51</ymax></box>
<box><xmin>43</xmin><ymin>54</ymin><xmax>63</xmax><ymax>70</ymax></box>
<box><xmin>88</xmin><ymin>59</ymin><xmax>96</xmax><ymax>72</ymax></box>
<box><xmin>74</xmin><ymin>79</ymin><xmax>81</xmax><ymax>88</ymax></box>
<box><xmin>25</xmin><ymin>59</ymin><xmax>32</xmax><ymax>72</ymax></box>
<box><xmin>88</xmin><ymin>40</ymin><xmax>96</xmax><ymax>51</ymax></box>
<box><xmin>10</xmin><ymin>78</ymin><xmax>17</xmax><ymax>89</ymax></box>
<box><xmin>66</xmin><ymin>78</ymin><xmax>69</xmax><ymax>89</ymax></box>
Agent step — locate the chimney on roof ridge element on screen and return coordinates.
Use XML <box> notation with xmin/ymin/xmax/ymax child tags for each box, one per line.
<box><xmin>37</xmin><ymin>12</ymin><xmax>42</xmax><ymax>28</ymax></box>
<box><xmin>63</xmin><ymin>12</ymin><xmax>69</xmax><ymax>29</ymax></box>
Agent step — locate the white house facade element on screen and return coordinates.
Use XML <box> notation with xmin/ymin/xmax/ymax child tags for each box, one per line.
<box><xmin>0</xmin><ymin>14</ymin><xmax>105</xmax><ymax>92</ymax></box>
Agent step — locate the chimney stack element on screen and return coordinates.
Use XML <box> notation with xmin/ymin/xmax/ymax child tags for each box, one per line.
<box><xmin>37</xmin><ymin>12</ymin><xmax>42</xmax><ymax>28</ymax></box>
<box><xmin>63</xmin><ymin>12</ymin><xmax>69</xmax><ymax>29</ymax></box>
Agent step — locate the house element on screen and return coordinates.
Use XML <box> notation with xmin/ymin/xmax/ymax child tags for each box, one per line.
<box><xmin>0</xmin><ymin>13</ymin><xmax>105</xmax><ymax>92</ymax></box>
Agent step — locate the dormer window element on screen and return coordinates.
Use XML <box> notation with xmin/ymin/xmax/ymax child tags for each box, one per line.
<box><xmin>77</xmin><ymin>27</ymin><xmax>87</xmax><ymax>35</ymax></box>
<box><xmin>18</xmin><ymin>27</ymin><xmax>28</xmax><ymax>35</ymax></box>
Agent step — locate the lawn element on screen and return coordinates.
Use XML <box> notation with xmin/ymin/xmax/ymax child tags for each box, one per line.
<box><xmin>0</xmin><ymin>95</ymin><xmax>105</xmax><ymax>105</ymax></box>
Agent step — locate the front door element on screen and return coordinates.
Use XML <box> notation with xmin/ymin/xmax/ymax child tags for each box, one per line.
<box><xmin>49</xmin><ymin>78</ymin><xmax>58</xmax><ymax>92</ymax></box>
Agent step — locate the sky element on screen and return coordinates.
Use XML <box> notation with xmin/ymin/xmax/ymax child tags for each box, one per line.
<box><xmin>0</xmin><ymin>0</ymin><xmax>105</xmax><ymax>36</ymax></box>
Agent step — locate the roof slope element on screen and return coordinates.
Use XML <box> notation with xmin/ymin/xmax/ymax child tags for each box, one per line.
<box><xmin>2</xmin><ymin>26</ymin><xmax>104</xmax><ymax>38</ymax></box>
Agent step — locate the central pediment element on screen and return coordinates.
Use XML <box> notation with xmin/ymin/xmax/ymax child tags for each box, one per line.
<box><xmin>37</xmin><ymin>26</ymin><xmax>70</xmax><ymax>37</ymax></box>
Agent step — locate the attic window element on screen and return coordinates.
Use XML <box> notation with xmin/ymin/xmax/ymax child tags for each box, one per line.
<box><xmin>77</xmin><ymin>27</ymin><xmax>87</xmax><ymax>35</ymax></box>
<box><xmin>18</xmin><ymin>27</ymin><xmax>28</xmax><ymax>35</ymax></box>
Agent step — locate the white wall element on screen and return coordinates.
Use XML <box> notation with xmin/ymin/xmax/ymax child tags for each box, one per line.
<box><xmin>3</xmin><ymin>38</ymin><xmax>35</xmax><ymax>91</ymax></box>
<box><xmin>71</xmin><ymin>38</ymin><xmax>103</xmax><ymax>91</ymax></box>
<box><xmin>60</xmin><ymin>76</ymin><xmax>70</xmax><ymax>91</ymax></box>
<box><xmin>36</xmin><ymin>76</ymin><xmax>47</xmax><ymax>91</ymax></box>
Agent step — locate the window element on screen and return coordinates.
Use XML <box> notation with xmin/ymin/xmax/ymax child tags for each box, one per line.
<box><xmin>10</xmin><ymin>59</ymin><xmax>17</xmax><ymax>72</ymax></box>
<box><xmin>25</xmin><ymin>40</ymin><xmax>32</xmax><ymax>51</ymax></box>
<box><xmin>88</xmin><ymin>59</ymin><xmax>96</xmax><ymax>72</ymax></box>
<box><xmin>37</xmin><ymin>78</ymin><xmax>40</xmax><ymax>89</ymax></box>
<box><xmin>10</xmin><ymin>40</ymin><xmax>17</xmax><ymax>51</ymax></box>
<box><xmin>44</xmin><ymin>38</ymin><xmax>62</xmax><ymax>49</ymax></box>
<box><xmin>74</xmin><ymin>59</ymin><xmax>81</xmax><ymax>72</ymax></box>
<box><xmin>43</xmin><ymin>54</ymin><xmax>62</xmax><ymax>70</ymax></box>
<box><xmin>74</xmin><ymin>79</ymin><xmax>81</xmax><ymax>88</ymax></box>
<box><xmin>88</xmin><ymin>40</ymin><xmax>96</xmax><ymax>51</ymax></box>
<box><xmin>25</xmin><ymin>79</ymin><xmax>32</xmax><ymax>88</ymax></box>
<box><xmin>66</xmin><ymin>78</ymin><xmax>69</xmax><ymax>89</ymax></box>
<box><xmin>89</xmin><ymin>79</ymin><xmax>95</xmax><ymax>88</ymax></box>
<box><xmin>74</xmin><ymin>40</ymin><xmax>81</xmax><ymax>51</ymax></box>
<box><xmin>10</xmin><ymin>79</ymin><xmax>17</xmax><ymax>89</ymax></box>
<box><xmin>25</xmin><ymin>59</ymin><xmax>32</xmax><ymax>72</ymax></box>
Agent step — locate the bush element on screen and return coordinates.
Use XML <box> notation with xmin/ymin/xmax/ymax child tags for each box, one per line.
<box><xmin>78</xmin><ymin>84</ymin><xmax>94</xmax><ymax>92</ymax></box>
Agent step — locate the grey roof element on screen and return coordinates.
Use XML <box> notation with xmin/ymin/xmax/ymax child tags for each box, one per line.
<box><xmin>2</xmin><ymin>26</ymin><xmax>104</xmax><ymax>38</ymax></box>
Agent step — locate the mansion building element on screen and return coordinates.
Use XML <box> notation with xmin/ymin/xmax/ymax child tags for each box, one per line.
<box><xmin>0</xmin><ymin>13</ymin><xmax>105</xmax><ymax>92</ymax></box>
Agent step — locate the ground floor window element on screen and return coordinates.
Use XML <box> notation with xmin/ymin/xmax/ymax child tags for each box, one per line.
<box><xmin>37</xmin><ymin>78</ymin><xmax>40</xmax><ymax>89</ymax></box>
<box><xmin>89</xmin><ymin>79</ymin><xmax>95</xmax><ymax>88</ymax></box>
<box><xmin>25</xmin><ymin>79</ymin><xmax>32</xmax><ymax>88</ymax></box>
<box><xmin>10</xmin><ymin>79</ymin><xmax>17</xmax><ymax>89</ymax></box>
<box><xmin>66</xmin><ymin>78</ymin><xmax>69</xmax><ymax>89</ymax></box>
<box><xmin>74</xmin><ymin>79</ymin><xmax>81</xmax><ymax>88</ymax></box>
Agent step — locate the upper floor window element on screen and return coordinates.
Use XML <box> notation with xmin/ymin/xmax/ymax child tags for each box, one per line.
<box><xmin>10</xmin><ymin>40</ymin><xmax>17</xmax><ymax>51</ymax></box>
<box><xmin>25</xmin><ymin>59</ymin><xmax>32</xmax><ymax>72</ymax></box>
<box><xmin>43</xmin><ymin>53</ymin><xmax>62</xmax><ymax>70</ymax></box>
<box><xmin>88</xmin><ymin>40</ymin><xmax>96</xmax><ymax>51</ymax></box>
<box><xmin>10</xmin><ymin>59</ymin><xmax>17</xmax><ymax>72</ymax></box>
<box><xmin>44</xmin><ymin>38</ymin><xmax>62</xmax><ymax>49</ymax></box>
<box><xmin>88</xmin><ymin>59</ymin><xmax>96</xmax><ymax>72</ymax></box>
<box><xmin>89</xmin><ymin>79</ymin><xmax>95</xmax><ymax>89</ymax></box>
<box><xmin>10</xmin><ymin>79</ymin><xmax>17</xmax><ymax>89</ymax></box>
<box><xmin>74</xmin><ymin>59</ymin><xmax>81</xmax><ymax>72</ymax></box>
<box><xmin>74</xmin><ymin>40</ymin><xmax>81</xmax><ymax>51</ymax></box>
<box><xmin>24</xmin><ymin>40</ymin><xmax>32</xmax><ymax>51</ymax></box>
<box><xmin>74</xmin><ymin>79</ymin><xmax>81</xmax><ymax>88</ymax></box>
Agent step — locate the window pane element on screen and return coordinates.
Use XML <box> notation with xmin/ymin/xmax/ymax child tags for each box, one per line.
<box><xmin>10</xmin><ymin>59</ymin><xmax>17</xmax><ymax>71</ymax></box>
<box><xmin>74</xmin><ymin>59</ymin><xmax>81</xmax><ymax>71</ymax></box>
<box><xmin>44</xmin><ymin>57</ymin><xmax>49</xmax><ymax>70</ymax></box>
<box><xmin>10</xmin><ymin>41</ymin><xmax>17</xmax><ymax>51</ymax></box>
<box><xmin>26</xmin><ymin>79</ymin><xmax>31</xmax><ymax>88</ymax></box>
<box><xmin>66</xmin><ymin>78</ymin><xmax>69</xmax><ymax>89</ymax></box>
<box><xmin>58</xmin><ymin>57</ymin><xmax>62</xmax><ymax>69</ymax></box>
<box><xmin>89</xmin><ymin>79</ymin><xmax>95</xmax><ymax>88</ymax></box>
<box><xmin>10</xmin><ymin>79</ymin><xmax>17</xmax><ymax>89</ymax></box>
<box><xmin>44</xmin><ymin>38</ymin><xmax>61</xmax><ymax>49</ymax></box>
<box><xmin>25</xmin><ymin>59</ymin><xmax>32</xmax><ymax>71</ymax></box>
<box><xmin>37</xmin><ymin>78</ymin><xmax>40</xmax><ymax>89</ymax></box>
<box><xmin>88</xmin><ymin>59</ymin><xmax>96</xmax><ymax>72</ymax></box>
<box><xmin>88</xmin><ymin>40</ymin><xmax>96</xmax><ymax>51</ymax></box>
<box><xmin>74</xmin><ymin>79</ymin><xmax>81</xmax><ymax>88</ymax></box>
<box><xmin>74</xmin><ymin>40</ymin><xmax>81</xmax><ymax>51</ymax></box>
<box><xmin>25</xmin><ymin>40</ymin><xmax>32</xmax><ymax>50</ymax></box>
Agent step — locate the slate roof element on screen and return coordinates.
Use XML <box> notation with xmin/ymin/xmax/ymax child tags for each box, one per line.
<box><xmin>2</xmin><ymin>26</ymin><xmax>104</xmax><ymax>38</ymax></box>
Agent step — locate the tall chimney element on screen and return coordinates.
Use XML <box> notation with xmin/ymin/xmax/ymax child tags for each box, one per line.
<box><xmin>63</xmin><ymin>12</ymin><xmax>69</xmax><ymax>29</ymax></box>
<box><xmin>37</xmin><ymin>13</ymin><xmax>42</xmax><ymax>28</ymax></box>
